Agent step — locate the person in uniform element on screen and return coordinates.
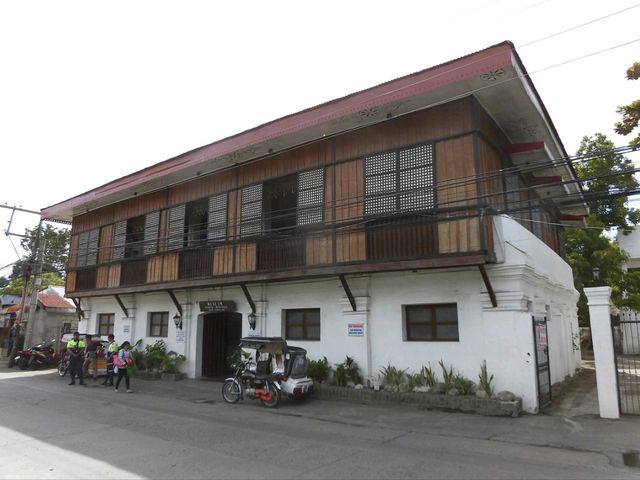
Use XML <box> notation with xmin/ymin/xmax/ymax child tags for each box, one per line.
<box><xmin>66</xmin><ymin>331</ymin><xmax>86</xmax><ymax>386</ymax></box>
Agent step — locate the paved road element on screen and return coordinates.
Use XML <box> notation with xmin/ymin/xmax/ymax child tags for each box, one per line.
<box><xmin>0</xmin><ymin>368</ymin><xmax>638</xmax><ymax>479</ymax></box>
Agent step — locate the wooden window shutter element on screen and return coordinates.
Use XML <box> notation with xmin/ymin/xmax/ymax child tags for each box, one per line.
<box><xmin>167</xmin><ymin>204</ymin><xmax>186</xmax><ymax>251</ymax></box>
<box><xmin>86</xmin><ymin>228</ymin><xmax>100</xmax><ymax>266</ymax></box>
<box><xmin>398</xmin><ymin>144</ymin><xmax>434</xmax><ymax>211</ymax></box>
<box><xmin>76</xmin><ymin>232</ymin><xmax>89</xmax><ymax>268</ymax></box>
<box><xmin>112</xmin><ymin>220</ymin><xmax>127</xmax><ymax>261</ymax></box>
<box><xmin>240</xmin><ymin>184</ymin><xmax>263</xmax><ymax>237</ymax></box>
<box><xmin>144</xmin><ymin>211</ymin><xmax>160</xmax><ymax>255</ymax></box>
<box><xmin>297</xmin><ymin>168</ymin><xmax>324</xmax><ymax>225</ymax></box>
<box><xmin>207</xmin><ymin>193</ymin><xmax>227</xmax><ymax>242</ymax></box>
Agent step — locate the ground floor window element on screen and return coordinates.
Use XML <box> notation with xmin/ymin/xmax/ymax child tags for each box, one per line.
<box><xmin>97</xmin><ymin>313</ymin><xmax>115</xmax><ymax>336</ymax></box>
<box><xmin>284</xmin><ymin>308</ymin><xmax>320</xmax><ymax>340</ymax></box>
<box><xmin>148</xmin><ymin>311</ymin><xmax>169</xmax><ymax>337</ymax></box>
<box><xmin>404</xmin><ymin>303</ymin><xmax>459</xmax><ymax>341</ymax></box>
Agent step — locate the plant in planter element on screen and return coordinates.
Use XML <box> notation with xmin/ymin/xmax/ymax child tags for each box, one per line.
<box><xmin>344</xmin><ymin>356</ymin><xmax>362</xmax><ymax>385</ymax></box>
<box><xmin>161</xmin><ymin>351</ymin><xmax>186</xmax><ymax>374</ymax></box>
<box><xmin>332</xmin><ymin>363</ymin><xmax>347</xmax><ymax>386</ymax></box>
<box><xmin>380</xmin><ymin>364</ymin><xmax>408</xmax><ymax>391</ymax></box>
<box><xmin>439</xmin><ymin>359</ymin><xmax>455</xmax><ymax>393</ymax></box>
<box><xmin>451</xmin><ymin>373</ymin><xmax>476</xmax><ymax>395</ymax></box>
<box><xmin>308</xmin><ymin>356</ymin><xmax>331</xmax><ymax>383</ymax></box>
<box><xmin>478</xmin><ymin>360</ymin><xmax>495</xmax><ymax>397</ymax></box>
<box><xmin>145</xmin><ymin>340</ymin><xmax>168</xmax><ymax>372</ymax></box>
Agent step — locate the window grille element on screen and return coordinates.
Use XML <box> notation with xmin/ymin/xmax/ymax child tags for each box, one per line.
<box><xmin>364</xmin><ymin>144</ymin><xmax>434</xmax><ymax>216</ymax></box>
<box><xmin>241</xmin><ymin>184</ymin><xmax>263</xmax><ymax>237</ymax></box>
<box><xmin>297</xmin><ymin>168</ymin><xmax>324</xmax><ymax>225</ymax></box>
<box><xmin>76</xmin><ymin>228</ymin><xmax>100</xmax><ymax>267</ymax></box>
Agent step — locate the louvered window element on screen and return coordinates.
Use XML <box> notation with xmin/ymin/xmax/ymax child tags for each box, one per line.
<box><xmin>167</xmin><ymin>204</ymin><xmax>186</xmax><ymax>251</ymax></box>
<box><xmin>143</xmin><ymin>211</ymin><xmax>160</xmax><ymax>255</ymax></box>
<box><xmin>112</xmin><ymin>221</ymin><xmax>126</xmax><ymax>260</ymax></box>
<box><xmin>241</xmin><ymin>184</ymin><xmax>263</xmax><ymax>237</ymax></box>
<box><xmin>76</xmin><ymin>228</ymin><xmax>100</xmax><ymax>267</ymax></box>
<box><xmin>365</xmin><ymin>144</ymin><xmax>434</xmax><ymax>215</ymax></box>
<box><xmin>207</xmin><ymin>193</ymin><xmax>227</xmax><ymax>242</ymax></box>
<box><xmin>297</xmin><ymin>168</ymin><xmax>324</xmax><ymax>225</ymax></box>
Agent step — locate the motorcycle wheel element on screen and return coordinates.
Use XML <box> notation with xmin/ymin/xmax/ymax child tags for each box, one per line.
<box><xmin>221</xmin><ymin>380</ymin><xmax>241</xmax><ymax>404</ymax></box>
<box><xmin>18</xmin><ymin>357</ymin><xmax>29</xmax><ymax>370</ymax></box>
<box><xmin>58</xmin><ymin>362</ymin><xmax>68</xmax><ymax>377</ymax></box>
<box><xmin>7</xmin><ymin>356</ymin><xmax>14</xmax><ymax>368</ymax></box>
<box><xmin>260</xmin><ymin>382</ymin><xmax>280</xmax><ymax>408</ymax></box>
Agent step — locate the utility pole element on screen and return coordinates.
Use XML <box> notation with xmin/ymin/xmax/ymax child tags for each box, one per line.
<box><xmin>23</xmin><ymin>220</ymin><xmax>44</xmax><ymax>348</ymax></box>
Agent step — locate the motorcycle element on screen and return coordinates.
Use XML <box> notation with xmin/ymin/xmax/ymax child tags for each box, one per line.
<box><xmin>29</xmin><ymin>342</ymin><xmax>57</xmax><ymax>370</ymax></box>
<box><xmin>222</xmin><ymin>356</ymin><xmax>282</xmax><ymax>408</ymax></box>
<box><xmin>14</xmin><ymin>341</ymin><xmax>57</xmax><ymax>370</ymax></box>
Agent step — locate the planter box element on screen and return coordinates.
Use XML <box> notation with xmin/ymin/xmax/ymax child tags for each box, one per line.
<box><xmin>136</xmin><ymin>370</ymin><xmax>162</xmax><ymax>381</ymax></box>
<box><xmin>160</xmin><ymin>372</ymin><xmax>186</xmax><ymax>381</ymax></box>
<box><xmin>314</xmin><ymin>385</ymin><xmax>522</xmax><ymax>417</ymax></box>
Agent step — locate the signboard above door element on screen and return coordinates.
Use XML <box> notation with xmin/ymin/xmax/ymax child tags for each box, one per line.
<box><xmin>199</xmin><ymin>300</ymin><xmax>236</xmax><ymax>313</ymax></box>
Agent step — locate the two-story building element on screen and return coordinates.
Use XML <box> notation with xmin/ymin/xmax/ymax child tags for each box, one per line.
<box><xmin>42</xmin><ymin>41</ymin><xmax>587</xmax><ymax>412</ymax></box>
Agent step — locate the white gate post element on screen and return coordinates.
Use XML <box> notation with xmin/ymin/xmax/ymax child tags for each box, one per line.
<box><xmin>584</xmin><ymin>286</ymin><xmax>620</xmax><ymax>419</ymax></box>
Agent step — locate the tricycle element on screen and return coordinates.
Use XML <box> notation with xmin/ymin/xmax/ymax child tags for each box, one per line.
<box><xmin>221</xmin><ymin>336</ymin><xmax>315</xmax><ymax>408</ymax></box>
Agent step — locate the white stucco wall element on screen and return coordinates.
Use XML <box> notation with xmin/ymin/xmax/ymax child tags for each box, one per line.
<box><xmin>78</xmin><ymin>215</ymin><xmax>580</xmax><ymax>413</ymax></box>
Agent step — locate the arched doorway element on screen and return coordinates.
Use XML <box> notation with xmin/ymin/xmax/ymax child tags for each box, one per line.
<box><xmin>201</xmin><ymin>312</ymin><xmax>242</xmax><ymax>377</ymax></box>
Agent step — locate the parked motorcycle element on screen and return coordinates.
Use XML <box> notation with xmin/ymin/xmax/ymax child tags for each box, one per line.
<box><xmin>29</xmin><ymin>342</ymin><xmax>57</xmax><ymax>370</ymax></box>
<box><xmin>222</xmin><ymin>359</ymin><xmax>281</xmax><ymax>408</ymax></box>
<box><xmin>14</xmin><ymin>340</ymin><xmax>57</xmax><ymax>370</ymax></box>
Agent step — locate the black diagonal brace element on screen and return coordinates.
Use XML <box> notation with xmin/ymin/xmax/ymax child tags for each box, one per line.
<box><xmin>71</xmin><ymin>298</ymin><xmax>84</xmax><ymax>320</ymax></box>
<box><xmin>339</xmin><ymin>275</ymin><xmax>357</xmax><ymax>312</ymax></box>
<box><xmin>241</xmin><ymin>283</ymin><xmax>256</xmax><ymax>314</ymax></box>
<box><xmin>114</xmin><ymin>295</ymin><xmax>129</xmax><ymax>317</ymax></box>
<box><xmin>167</xmin><ymin>290</ymin><xmax>183</xmax><ymax>316</ymax></box>
<box><xmin>478</xmin><ymin>265</ymin><xmax>497</xmax><ymax>308</ymax></box>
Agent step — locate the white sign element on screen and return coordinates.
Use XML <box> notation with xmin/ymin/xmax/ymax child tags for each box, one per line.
<box><xmin>348</xmin><ymin>323</ymin><xmax>364</xmax><ymax>337</ymax></box>
<box><xmin>176</xmin><ymin>331</ymin><xmax>186</xmax><ymax>343</ymax></box>
<box><xmin>123</xmin><ymin>325</ymin><xmax>130</xmax><ymax>334</ymax></box>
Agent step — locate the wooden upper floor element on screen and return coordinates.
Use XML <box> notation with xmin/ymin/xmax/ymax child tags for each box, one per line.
<box><xmin>64</xmin><ymin>97</ymin><xmax>566</xmax><ymax>297</ymax></box>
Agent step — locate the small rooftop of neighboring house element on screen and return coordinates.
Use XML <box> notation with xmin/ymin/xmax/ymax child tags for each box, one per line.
<box><xmin>4</xmin><ymin>288</ymin><xmax>75</xmax><ymax>314</ymax></box>
<box><xmin>1</xmin><ymin>294</ymin><xmax>21</xmax><ymax>308</ymax></box>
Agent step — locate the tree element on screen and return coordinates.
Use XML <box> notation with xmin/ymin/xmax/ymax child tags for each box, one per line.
<box><xmin>10</xmin><ymin>224</ymin><xmax>70</xmax><ymax>281</ymax></box>
<box><xmin>1</xmin><ymin>272</ymin><xmax>65</xmax><ymax>296</ymax></box>
<box><xmin>614</xmin><ymin>62</ymin><xmax>640</xmax><ymax>147</ymax></box>
<box><xmin>565</xmin><ymin>134</ymin><xmax>640</xmax><ymax>326</ymax></box>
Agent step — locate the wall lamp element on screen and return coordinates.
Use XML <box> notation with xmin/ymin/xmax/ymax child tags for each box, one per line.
<box><xmin>173</xmin><ymin>313</ymin><xmax>183</xmax><ymax>331</ymax></box>
<box><xmin>248</xmin><ymin>312</ymin><xmax>257</xmax><ymax>330</ymax></box>
<box><xmin>592</xmin><ymin>266</ymin><xmax>600</xmax><ymax>286</ymax></box>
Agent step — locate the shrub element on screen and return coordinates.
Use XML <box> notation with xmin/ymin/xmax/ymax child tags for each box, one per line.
<box><xmin>344</xmin><ymin>356</ymin><xmax>363</xmax><ymax>384</ymax></box>
<box><xmin>308</xmin><ymin>356</ymin><xmax>330</xmax><ymax>383</ymax></box>
<box><xmin>161</xmin><ymin>351</ymin><xmax>186</xmax><ymax>374</ymax></box>
<box><xmin>380</xmin><ymin>364</ymin><xmax>408</xmax><ymax>387</ymax></box>
<box><xmin>478</xmin><ymin>360</ymin><xmax>494</xmax><ymax>396</ymax></box>
<box><xmin>145</xmin><ymin>340</ymin><xmax>168</xmax><ymax>371</ymax></box>
<box><xmin>332</xmin><ymin>363</ymin><xmax>347</xmax><ymax>386</ymax></box>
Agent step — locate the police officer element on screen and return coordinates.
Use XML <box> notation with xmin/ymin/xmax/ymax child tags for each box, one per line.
<box><xmin>67</xmin><ymin>331</ymin><xmax>87</xmax><ymax>386</ymax></box>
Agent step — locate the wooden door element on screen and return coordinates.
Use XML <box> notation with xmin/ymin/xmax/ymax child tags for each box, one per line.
<box><xmin>201</xmin><ymin>312</ymin><xmax>242</xmax><ymax>377</ymax></box>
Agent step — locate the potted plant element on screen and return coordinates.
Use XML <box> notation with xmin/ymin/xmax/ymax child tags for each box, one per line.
<box><xmin>160</xmin><ymin>351</ymin><xmax>186</xmax><ymax>381</ymax></box>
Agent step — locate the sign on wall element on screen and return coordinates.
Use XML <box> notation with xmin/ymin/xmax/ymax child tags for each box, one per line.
<box><xmin>176</xmin><ymin>331</ymin><xmax>186</xmax><ymax>343</ymax></box>
<box><xmin>348</xmin><ymin>323</ymin><xmax>364</xmax><ymax>337</ymax></box>
<box><xmin>123</xmin><ymin>325</ymin><xmax>130</xmax><ymax>334</ymax></box>
<box><xmin>199</xmin><ymin>301</ymin><xmax>236</xmax><ymax>313</ymax></box>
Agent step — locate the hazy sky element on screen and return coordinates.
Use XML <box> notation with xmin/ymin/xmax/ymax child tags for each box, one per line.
<box><xmin>1</xmin><ymin>0</ymin><xmax>639</xmax><ymax>277</ymax></box>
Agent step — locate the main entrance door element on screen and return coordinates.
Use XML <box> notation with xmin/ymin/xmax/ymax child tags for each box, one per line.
<box><xmin>533</xmin><ymin>316</ymin><xmax>551</xmax><ymax>410</ymax></box>
<box><xmin>201</xmin><ymin>312</ymin><xmax>242</xmax><ymax>377</ymax></box>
